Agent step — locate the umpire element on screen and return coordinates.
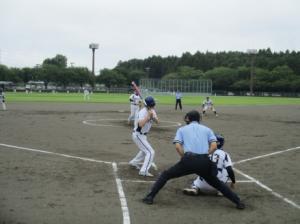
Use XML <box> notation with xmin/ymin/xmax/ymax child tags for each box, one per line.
<box><xmin>142</xmin><ymin>110</ymin><xmax>245</xmax><ymax>209</ymax></box>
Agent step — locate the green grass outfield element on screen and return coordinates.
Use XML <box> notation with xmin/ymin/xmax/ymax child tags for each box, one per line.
<box><xmin>5</xmin><ymin>92</ymin><xmax>300</xmax><ymax>105</ymax></box>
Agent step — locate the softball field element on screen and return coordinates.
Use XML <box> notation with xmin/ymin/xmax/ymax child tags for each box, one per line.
<box><xmin>0</xmin><ymin>102</ymin><xmax>299</xmax><ymax>224</ymax></box>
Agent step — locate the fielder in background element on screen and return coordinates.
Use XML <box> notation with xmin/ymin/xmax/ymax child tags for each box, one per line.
<box><xmin>202</xmin><ymin>96</ymin><xmax>218</xmax><ymax>116</ymax></box>
<box><xmin>129</xmin><ymin>96</ymin><xmax>159</xmax><ymax>177</ymax></box>
<box><xmin>127</xmin><ymin>90</ymin><xmax>142</xmax><ymax>124</ymax></box>
<box><xmin>175</xmin><ymin>90</ymin><xmax>182</xmax><ymax>110</ymax></box>
<box><xmin>83</xmin><ymin>88</ymin><xmax>90</xmax><ymax>100</ymax></box>
<box><xmin>142</xmin><ymin>110</ymin><xmax>245</xmax><ymax>209</ymax></box>
<box><xmin>183</xmin><ymin>133</ymin><xmax>236</xmax><ymax>195</ymax></box>
<box><xmin>0</xmin><ymin>88</ymin><xmax>7</xmax><ymax>110</ymax></box>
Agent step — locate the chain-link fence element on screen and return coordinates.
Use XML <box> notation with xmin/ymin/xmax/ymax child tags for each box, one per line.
<box><xmin>139</xmin><ymin>79</ymin><xmax>212</xmax><ymax>96</ymax></box>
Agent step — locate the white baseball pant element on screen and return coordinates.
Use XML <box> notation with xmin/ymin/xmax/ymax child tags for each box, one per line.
<box><xmin>130</xmin><ymin>132</ymin><xmax>155</xmax><ymax>175</ymax></box>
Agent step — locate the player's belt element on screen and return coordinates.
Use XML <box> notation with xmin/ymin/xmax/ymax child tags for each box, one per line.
<box><xmin>131</xmin><ymin>103</ymin><xmax>139</xmax><ymax>105</ymax></box>
<box><xmin>133</xmin><ymin>131</ymin><xmax>147</xmax><ymax>135</ymax></box>
<box><xmin>184</xmin><ymin>152</ymin><xmax>208</xmax><ymax>157</ymax></box>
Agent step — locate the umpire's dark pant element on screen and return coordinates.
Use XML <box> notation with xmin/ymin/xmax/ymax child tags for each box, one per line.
<box><xmin>147</xmin><ymin>152</ymin><xmax>241</xmax><ymax>205</ymax></box>
<box><xmin>175</xmin><ymin>99</ymin><xmax>182</xmax><ymax>110</ymax></box>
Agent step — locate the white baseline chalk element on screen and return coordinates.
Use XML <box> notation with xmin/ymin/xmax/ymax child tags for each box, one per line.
<box><xmin>112</xmin><ymin>162</ymin><xmax>131</xmax><ymax>224</ymax></box>
<box><xmin>0</xmin><ymin>143</ymin><xmax>112</xmax><ymax>165</ymax></box>
<box><xmin>234</xmin><ymin>146</ymin><xmax>300</xmax><ymax>165</ymax></box>
<box><xmin>121</xmin><ymin>179</ymin><xmax>254</xmax><ymax>184</ymax></box>
<box><xmin>234</xmin><ymin>167</ymin><xmax>300</xmax><ymax>210</ymax></box>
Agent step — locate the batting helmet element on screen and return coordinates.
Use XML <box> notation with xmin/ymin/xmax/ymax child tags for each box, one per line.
<box><xmin>144</xmin><ymin>96</ymin><xmax>156</xmax><ymax>107</ymax></box>
<box><xmin>215</xmin><ymin>133</ymin><xmax>225</xmax><ymax>149</ymax></box>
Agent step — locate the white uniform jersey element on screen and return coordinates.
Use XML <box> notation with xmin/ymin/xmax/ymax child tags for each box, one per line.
<box><xmin>134</xmin><ymin>107</ymin><xmax>157</xmax><ymax>134</ymax></box>
<box><xmin>192</xmin><ymin>148</ymin><xmax>233</xmax><ymax>192</ymax></box>
<box><xmin>129</xmin><ymin>94</ymin><xmax>141</xmax><ymax>105</ymax></box>
<box><xmin>210</xmin><ymin>148</ymin><xmax>233</xmax><ymax>182</ymax></box>
<box><xmin>202</xmin><ymin>99</ymin><xmax>213</xmax><ymax>107</ymax></box>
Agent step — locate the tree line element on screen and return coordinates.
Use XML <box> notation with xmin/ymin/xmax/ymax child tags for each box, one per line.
<box><xmin>1</xmin><ymin>48</ymin><xmax>300</xmax><ymax>92</ymax></box>
<box><xmin>0</xmin><ymin>54</ymin><xmax>94</xmax><ymax>89</ymax></box>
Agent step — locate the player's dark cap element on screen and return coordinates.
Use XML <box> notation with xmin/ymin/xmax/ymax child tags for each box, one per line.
<box><xmin>215</xmin><ymin>133</ymin><xmax>225</xmax><ymax>149</ymax></box>
<box><xmin>144</xmin><ymin>96</ymin><xmax>155</xmax><ymax>107</ymax></box>
<box><xmin>184</xmin><ymin>110</ymin><xmax>201</xmax><ymax>123</ymax></box>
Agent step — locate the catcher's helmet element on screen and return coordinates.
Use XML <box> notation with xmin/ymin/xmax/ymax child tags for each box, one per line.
<box><xmin>215</xmin><ymin>133</ymin><xmax>225</xmax><ymax>149</ymax></box>
<box><xmin>144</xmin><ymin>96</ymin><xmax>156</xmax><ymax>107</ymax></box>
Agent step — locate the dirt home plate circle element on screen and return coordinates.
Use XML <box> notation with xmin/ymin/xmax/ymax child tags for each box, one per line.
<box><xmin>82</xmin><ymin>118</ymin><xmax>181</xmax><ymax>128</ymax></box>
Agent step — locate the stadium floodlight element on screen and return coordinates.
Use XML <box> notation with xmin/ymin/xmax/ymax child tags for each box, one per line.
<box><xmin>247</xmin><ymin>49</ymin><xmax>258</xmax><ymax>96</ymax></box>
<box><xmin>89</xmin><ymin>43</ymin><xmax>99</xmax><ymax>75</ymax></box>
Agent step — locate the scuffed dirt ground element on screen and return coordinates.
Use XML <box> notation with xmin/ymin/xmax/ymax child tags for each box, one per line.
<box><xmin>0</xmin><ymin>102</ymin><xmax>299</xmax><ymax>224</ymax></box>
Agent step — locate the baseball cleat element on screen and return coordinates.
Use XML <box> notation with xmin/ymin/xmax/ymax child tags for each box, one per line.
<box><xmin>182</xmin><ymin>188</ymin><xmax>199</xmax><ymax>196</ymax></box>
<box><xmin>139</xmin><ymin>172</ymin><xmax>154</xmax><ymax>177</ymax></box>
<box><xmin>236</xmin><ymin>201</ymin><xmax>245</xmax><ymax>210</ymax></box>
<box><xmin>217</xmin><ymin>191</ymin><xmax>223</xmax><ymax>196</ymax></box>
<box><xmin>151</xmin><ymin>162</ymin><xmax>158</xmax><ymax>171</ymax></box>
<box><xmin>142</xmin><ymin>196</ymin><xmax>154</xmax><ymax>205</ymax></box>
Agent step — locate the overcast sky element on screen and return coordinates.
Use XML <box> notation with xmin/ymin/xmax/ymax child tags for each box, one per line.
<box><xmin>1</xmin><ymin>0</ymin><xmax>299</xmax><ymax>74</ymax></box>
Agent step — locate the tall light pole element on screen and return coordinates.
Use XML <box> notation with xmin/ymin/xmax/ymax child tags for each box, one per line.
<box><xmin>89</xmin><ymin>43</ymin><xmax>99</xmax><ymax>75</ymax></box>
<box><xmin>145</xmin><ymin>67</ymin><xmax>150</xmax><ymax>77</ymax></box>
<box><xmin>247</xmin><ymin>49</ymin><xmax>258</xmax><ymax>96</ymax></box>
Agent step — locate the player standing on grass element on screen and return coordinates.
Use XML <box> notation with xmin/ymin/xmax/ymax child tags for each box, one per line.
<box><xmin>0</xmin><ymin>87</ymin><xmax>7</xmax><ymax>110</ymax></box>
<box><xmin>175</xmin><ymin>90</ymin><xmax>182</xmax><ymax>110</ymax></box>
<box><xmin>83</xmin><ymin>88</ymin><xmax>90</xmax><ymax>100</ymax></box>
<box><xmin>129</xmin><ymin>96</ymin><xmax>158</xmax><ymax>177</ymax></box>
<box><xmin>182</xmin><ymin>133</ymin><xmax>236</xmax><ymax>195</ymax></box>
<box><xmin>142</xmin><ymin>110</ymin><xmax>245</xmax><ymax>209</ymax></box>
<box><xmin>127</xmin><ymin>90</ymin><xmax>142</xmax><ymax>124</ymax></box>
<box><xmin>202</xmin><ymin>96</ymin><xmax>218</xmax><ymax>116</ymax></box>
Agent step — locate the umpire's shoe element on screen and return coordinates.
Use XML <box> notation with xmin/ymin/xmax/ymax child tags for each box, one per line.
<box><xmin>142</xmin><ymin>195</ymin><xmax>154</xmax><ymax>205</ymax></box>
<box><xmin>236</xmin><ymin>201</ymin><xmax>245</xmax><ymax>210</ymax></box>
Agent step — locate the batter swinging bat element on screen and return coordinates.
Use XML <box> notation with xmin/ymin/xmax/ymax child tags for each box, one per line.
<box><xmin>131</xmin><ymin>81</ymin><xmax>143</xmax><ymax>99</ymax></box>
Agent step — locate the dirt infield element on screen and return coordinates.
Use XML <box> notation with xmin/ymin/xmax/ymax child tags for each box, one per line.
<box><xmin>0</xmin><ymin>102</ymin><xmax>299</xmax><ymax>224</ymax></box>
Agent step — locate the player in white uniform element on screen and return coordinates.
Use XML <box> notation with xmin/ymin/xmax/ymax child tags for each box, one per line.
<box><xmin>183</xmin><ymin>134</ymin><xmax>236</xmax><ymax>195</ymax></box>
<box><xmin>127</xmin><ymin>91</ymin><xmax>142</xmax><ymax>124</ymax></box>
<box><xmin>202</xmin><ymin>96</ymin><xmax>218</xmax><ymax>116</ymax></box>
<box><xmin>129</xmin><ymin>96</ymin><xmax>158</xmax><ymax>177</ymax></box>
<box><xmin>0</xmin><ymin>88</ymin><xmax>7</xmax><ymax>110</ymax></box>
<box><xmin>83</xmin><ymin>88</ymin><xmax>90</xmax><ymax>100</ymax></box>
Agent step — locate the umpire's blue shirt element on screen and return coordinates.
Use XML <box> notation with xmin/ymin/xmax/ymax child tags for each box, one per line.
<box><xmin>173</xmin><ymin>121</ymin><xmax>216</xmax><ymax>154</ymax></box>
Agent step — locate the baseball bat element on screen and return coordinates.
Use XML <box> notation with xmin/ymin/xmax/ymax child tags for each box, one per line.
<box><xmin>131</xmin><ymin>81</ymin><xmax>143</xmax><ymax>99</ymax></box>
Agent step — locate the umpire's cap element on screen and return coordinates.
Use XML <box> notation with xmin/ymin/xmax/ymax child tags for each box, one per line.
<box><xmin>144</xmin><ymin>96</ymin><xmax>156</xmax><ymax>107</ymax></box>
<box><xmin>184</xmin><ymin>110</ymin><xmax>201</xmax><ymax>123</ymax></box>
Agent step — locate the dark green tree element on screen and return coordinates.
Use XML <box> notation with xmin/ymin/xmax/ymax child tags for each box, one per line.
<box><xmin>43</xmin><ymin>54</ymin><xmax>67</xmax><ymax>68</ymax></box>
<box><xmin>97</xmin><ymin>69</ymin><xmax>126</xmax><ymax>88</ymax></box>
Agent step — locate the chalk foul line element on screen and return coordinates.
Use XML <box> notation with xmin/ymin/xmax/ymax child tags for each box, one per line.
<box><xmin>0</xmin><ymin>143</ymin><xmax>131</xmax><ymax>224</ymax></box>
<box><xmin>0</xmin><ymin>143</ymin><xmax>112</xmax><ymax>165</ymax></box>
<box><xmin>1</xmin><ymin>142</ymin><xmax>299</xmax><ymax>212</ymax></box>
<box><xmin>121</xmin><ymin>179</ymin><xmax>254</xmax><ymax>184</ymax></box>
<box><xmin>233</xmin><ymin>167</ymin><xmax>300</xmax><ymax>210</ymax></box>
<box><xmin>233</xmin><ymin>146</ymin><xmax>300</xmax><ymax>165</ymax></box>
<box><xmin>112</xmin><ymin>162</ymin><xmax>131</xmax><ymax>224</ymax></box>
